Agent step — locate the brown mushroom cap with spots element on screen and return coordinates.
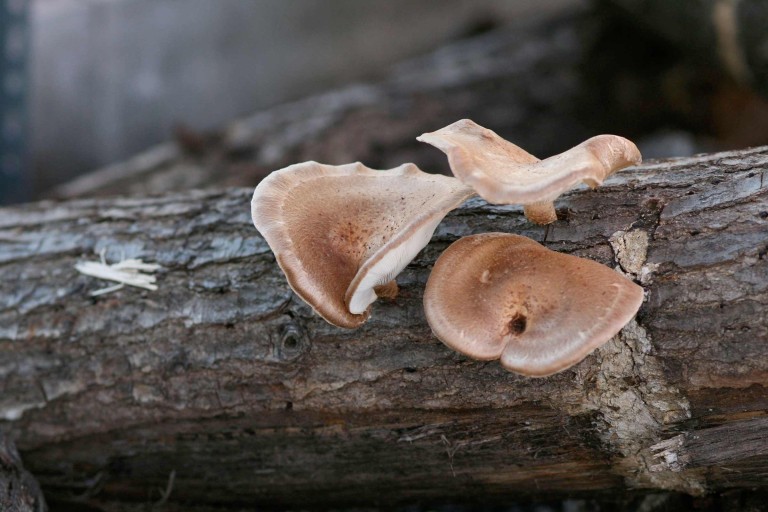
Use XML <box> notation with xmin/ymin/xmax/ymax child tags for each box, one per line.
<box><xmin>252</xmin><ymin>161</ymin><xmax>475</xmax><ymax>329</ymax></box>
<box><xmin>423</xmin><ymin>233</ymin><xmax>644</xmax><ymax>377</ymax></box>
<box><xmin>417</xmin><ymin>119</ymin><xmax>642</xmax><ymax>225</ymax></box>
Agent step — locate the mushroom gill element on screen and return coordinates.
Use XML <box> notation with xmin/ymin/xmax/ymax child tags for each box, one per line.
<box><xmin>252</xmin><ymin>161</ymin><xmax>475</xmax><ymax>328</ymax></box>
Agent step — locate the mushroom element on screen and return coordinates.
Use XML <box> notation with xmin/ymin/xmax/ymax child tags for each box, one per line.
<box><xmin>417</xmin><ymin>119</ymin><xmax>641</xmax><ymax>224</ymax></box>
<box><xmin>252</xmin><ymin>161</ymin><xmax>475</xmax><ymax>328</ymax></box>
<box><xmin>423</xmin><ymin>233</ymin><xmax>644</xmax><ymax>377</ymax></box>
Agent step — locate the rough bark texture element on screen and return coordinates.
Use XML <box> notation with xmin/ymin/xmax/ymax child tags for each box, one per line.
<box><xmin>1</xmin><ymin>145</ymin><xmax>767</xmax><ymax>510</ymax></box>
<box><xmin>0</xmin><ymin>434</ymin><xmax>46</xmax><ymax>512</ymax></box>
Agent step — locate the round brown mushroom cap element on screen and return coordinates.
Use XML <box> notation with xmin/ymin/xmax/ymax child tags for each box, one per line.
<box><xmin>423</xmin><ymin>233</ymin><xmax>645</xmax><ymax>377</ymax></box>
<box><xmin>252</xmin><ymin>161</ymin><xmax>474</xmax><ymax>329</ymax></box>
<box><xmin>417</xmin><ymin>119</ymin><xmax>642</xmax><ymax>205</ymax></box>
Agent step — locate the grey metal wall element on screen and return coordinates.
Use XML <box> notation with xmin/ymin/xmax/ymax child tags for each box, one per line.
<box><xmin>30</xmin><ymin>0</ymin><xmax>577</xmax><ymax>192</ymax></box>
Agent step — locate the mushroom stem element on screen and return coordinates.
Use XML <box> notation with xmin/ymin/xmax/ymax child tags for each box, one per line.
<box><xmin>374</xmin><ymin>281</ymin><xmax>399</xmax><ymax>300</ymax></box>
<box><xmin>523</xmin><ymin>201</ymin><xmax>557</xmax><ymax>225</ymax></box>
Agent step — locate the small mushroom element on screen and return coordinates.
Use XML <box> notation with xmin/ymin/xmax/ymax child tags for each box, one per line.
<box><xmin>423</xmin><ymin>233</ymin><xmax>644</xmax><ymax>377</ymax></box>
<box><xmin>417</xmin><ymin>119</ymin><xmax>641</xmax><ymax>224</ymax></box>
<box><xmin>252</xmin><ymin>161</ymin><xmax>475</xmax><ymax>328</ymax></box>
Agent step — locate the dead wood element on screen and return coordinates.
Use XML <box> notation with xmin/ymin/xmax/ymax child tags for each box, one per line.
<box><xmin>1</xmin><ymin>145</ymin><xmax>767</xmax><ymax>509</ymax></box>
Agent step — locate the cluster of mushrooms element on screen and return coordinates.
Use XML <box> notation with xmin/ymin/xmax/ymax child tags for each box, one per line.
<box><xmin>251</xmin><ymin>119</ymin><xmax>645</xmax><ymax>377</ymax></box>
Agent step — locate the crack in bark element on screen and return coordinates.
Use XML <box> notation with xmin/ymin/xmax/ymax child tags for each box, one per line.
<box><xmin>560</xmin><ymin>230</ymin><xmax>706</xmax><ymax>494</ymax></box>
<box><xmin>573</xmin><ymin>320</ymin><xmax>703</xmax><ymax>494</ymax></box>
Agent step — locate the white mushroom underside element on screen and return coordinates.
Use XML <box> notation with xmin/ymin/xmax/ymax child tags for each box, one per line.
<box><xmin>346</xmin><ymin>216</ymin><xmax>441</xmax><ymax>315</ymax></box>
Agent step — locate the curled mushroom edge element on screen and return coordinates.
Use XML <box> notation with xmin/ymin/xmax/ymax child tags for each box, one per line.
<box><xmin>417</xmin><ymin>118</ymin><xmax>642</xmax><ymax>225</ymax></box>
<box><xmin>251</xmin><ymin>160</ymin><xmax>475</xmax><ymax>329</ymax></box>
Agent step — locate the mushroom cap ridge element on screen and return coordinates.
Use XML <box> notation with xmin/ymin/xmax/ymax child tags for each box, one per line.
<box><xmin>252</xmin><ymin>161</ymin><xmax>475</xmax><ymax>328</ymax></box>
<box><xmin>423</xmin><ymin>233</ymin><xmax>645</xmax><ymax>376</ymax></box>
<box><xmin>417</xmin><ymin>119</ymin><xmax>642</xmax><ymax>205</ymax></box>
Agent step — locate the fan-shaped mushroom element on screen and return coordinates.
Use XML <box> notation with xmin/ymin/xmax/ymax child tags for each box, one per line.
<box><xmin>423</xmin><ymin>233</ymin><xmax>644</xmax><ymax>376</ymax></box>
<box><xmin>417</xmin><ymin>119</ymin><xmax>641</xmax><ymax>224</ymax></box>
<box><xmin>252</xmin><ymin>161</ymin><xmax>475</xmax><ymax>328</ymax></box>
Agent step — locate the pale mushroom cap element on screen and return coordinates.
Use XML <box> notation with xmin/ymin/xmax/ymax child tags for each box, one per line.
<box><xmin>252</xmin><ymin>161</ymin><xmax>474</xmax><ymax>328</ymax></box>
<box><xmin>417</xmin><ymin>119</ymin><xmax>642</xmax><ymax>205</ymax></box>
<box><xmin>423</xmin><ymin>233</ymin><xmax>645</xmax><ymax>377</ymax></box>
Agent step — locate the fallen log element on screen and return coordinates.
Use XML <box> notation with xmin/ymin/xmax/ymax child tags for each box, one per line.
<box><xmin>1</xmin><ymin>145</ymin><xmax>767</xmax><ymax>509</ymax></box>
<box><xmin>51</xmin><ymin>7</ymin><xmax>594</xmax><ymax>200</ymax></box>
<box><xmin>53</xmin><ymin>3</ymin><xmax>768</xmax><ymax>204</ymax></box>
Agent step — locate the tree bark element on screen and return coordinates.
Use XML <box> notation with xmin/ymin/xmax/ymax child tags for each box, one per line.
<box><xmin>0</xmin><ymin>434</ymin><xmax>46</xmax><ymax>511</ymax></box>
<box><xmin>1</xmin><ymin>146</ymin><xmax>767</xmax><ymax>509</ymax></box>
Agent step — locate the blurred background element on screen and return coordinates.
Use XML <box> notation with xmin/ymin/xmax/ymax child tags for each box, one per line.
<box><xmin>1</xmin><ymin>0</ymin><xmax>768</xmax><ymax>204</ymax></box>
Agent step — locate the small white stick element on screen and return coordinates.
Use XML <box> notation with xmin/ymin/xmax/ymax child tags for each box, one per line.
<box><xmin>75</xmin><ymin>261</ymin><xmax>158</xmax><ymax>290</ymax></box>
<box><xmin>89</xmin><ymin>283</ymin><xmax>125</xmax><ymax>297</ymax></box>
<box><xmin>113</xmin><ymin>259</ymin><xmax>161</xmax><ymax>272</ymax></box>
<box><xmin>156</xmin><ymin>469</ymin><xmax>176</xmax><ymax>505</ymax></box>
<box><xmin>75</xmin><ymin>252</ymin><xmax>161</xmax><ymax>296</ymax></box>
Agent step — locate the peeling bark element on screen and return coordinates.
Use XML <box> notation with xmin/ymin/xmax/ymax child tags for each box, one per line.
<box><xmin>1</xmin><ymin>146</ymin><xmax>767</xmax><ymax>509</ymax></box>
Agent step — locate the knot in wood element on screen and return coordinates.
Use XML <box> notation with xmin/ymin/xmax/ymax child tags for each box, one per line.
<box><xmin>275</xmin><ymin>321</ymin><xmax>309</xmax><ymax>362</ymax></box>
